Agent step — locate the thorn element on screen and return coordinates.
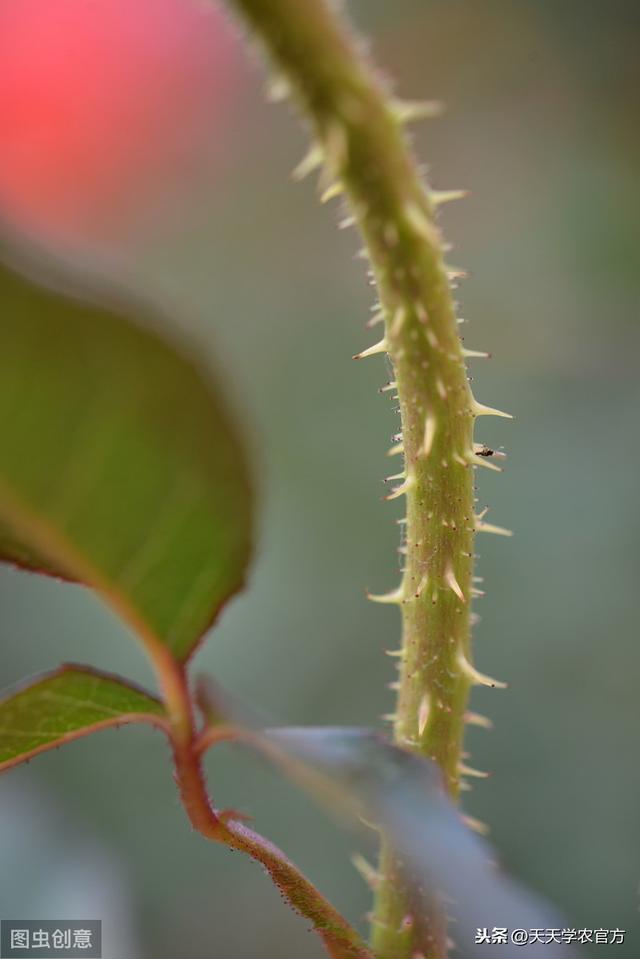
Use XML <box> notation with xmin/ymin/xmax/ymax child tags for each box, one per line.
<box><xmin>405</xmin><ymin>202</ymin><xmax>439</xmax><ymax>245</ymax></box>
<box><xmin>446</xmin><ymin>266</ymin><xmax>469</xmax><ymax>281</ymax></box>
<box><xmin>367</xmin><ymin>310</ymin><xmax>385</xmax><ymax>328</ymax></box>
<box><xmin>471</xmin><ymin>453</ymin><xmax>503</xmax><ymax>472</ymax></box>
<box><xmin>367</xmin><ymin>586</ymin><xmax>404</xmax><ymax>605</ymax></box>
<box><xmin>382</xmin><ymin>712</ymin><xmax>398</xmax><ymax>723</ymax></box>
<box><xmin>391</xmin><ymin>305</ymin><xmax>408</xmax><ymax>337</ymax></box>
<box><xmin>426</xmin><ymin>327</ymin><xmax>440</xmax><ymax>350</ymax></box>
<box><xmin>320</xmin><ymin>181</ymin><xmax>344</xmax><ymax>203</ymax></box>
<box><xmin>353</xmin><ymin>338</ymin><xmax>388</xmax><ymax>360</ymax></box>
<box><xmin>351</xmin><ymin>853</ymin><xmax>380</xmax><ymax>890</ymax></box>
<box><xmin>385</xmin><ymin>471</ymin><xmax>406</xmax><ymax>483</ymax></box>
<box><xmin>414</xmin><ymin>571</ymin><xmax>429</xmax><ymax>599</ymax></box>
<box><xmin>379</xmin><ymin>380</ymin><xmax>397</xmax><ymax>392</ymax></box>
<box><xmin>392</xmin><ymin>98</ymin><xmax>445</xmax><ymax>123</ymax></box>
<box><xmin>472</xmin><ymin>400</ymin><xmax>513</xmax><ymax>419</ymax></box>
<box><xmin>385</xmin><ymin>648</ymin><xmax>404</xmax><ymax>658</ymax></box>
<box><xmin>462</xmin><ymin>348</ymin><xmax>491</xmax><ymax>359</ymax></box>
<box><xmin>465</xmin><ymin>711</ymin><xmax>494</xmax><ymax>730</ymax></box>
<box><xmin>292</xmin><ymin>144</ymin><xmax>323</xmax><ymax>181</ymax></box>
<box><xmin>459</xmin><ymin>763</ymin><xmax>490</xmax><ymax>779</ymax></box>
<box><xmin>421</xmin><ymin>411</ymin><xmax>437</xmax><ymax>459</ymax></box>
<box><xmin>444</xmin><ymin>564</ymin><xmax>465</xmax><ymax>602</ymax></box>
<box><xmin>322</xmin><ymin>121</ymin><xmax>348</xmax><ymax>182</ymax></box>
<box><xmin>457</xmin><ymin>650</ymin><xmax>507</xmax><ymax>689</ymax></box>
<box><xmin>462</xmin><ymin>814</ymin><xmax>490</xmax><ymax>836</ymax></box>
<box><xmin>387</xmin><ymin>443</ymin><xmax>404</xmax><ymax>457</ymax></box>
<box><xmin>385</xmin><ymin>472</ymin><xmax>415</xmax><ymax>501</ymax></box>
<box><xmin>475</xmin><ymin>518</ymin><xmax>513</xmax><ymax>537</ymax></box>
<box><xmin>418</xmin><ymin>694</ymin><xmax>431</xmax><ymax>736</ymax></box>
<box><xmin>338</xmin><ymin>215</ymin><xmax>356</xmax><ymax>230</ymax></box>
<box><xmin>265</xmin><ymin>75</ymin><xmax>290</xmax><ymax>102</ymax></box>
<box><xmin>430</xmin><ymin>189</ymin><xmax>470</xmax><ymax>206</ymax></box>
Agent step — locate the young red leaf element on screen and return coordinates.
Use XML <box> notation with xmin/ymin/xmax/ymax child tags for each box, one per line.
<box><xmin>0</xmin><ymin>664</ymin><xmax>167</xmax><ymax>771</ymax></box>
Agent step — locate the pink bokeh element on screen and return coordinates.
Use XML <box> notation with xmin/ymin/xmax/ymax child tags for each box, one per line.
<box><xmin>0</xmin><ymin>0</ymin><xmax>241</xmax><ymax>248</ymax></box>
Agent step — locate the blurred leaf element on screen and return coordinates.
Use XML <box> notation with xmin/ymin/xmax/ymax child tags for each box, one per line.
<box><xmin>0</xmin><ymin>248</ymin><xmax>253</xmax><ymax>660</ymax></box>
<box><xmin>0</xmin><ymin>664</ymin><xmax>167</xmax><ymax>770</ymax></box>
<box><xmin>197</xmin><ymin>678</ymin><xmax>581</xmax><ymax>959</ymax></box>
<box><xmin>259</xmin><ymin>728</ymin><xmax>581</xmax><ymax>958</ymax></box>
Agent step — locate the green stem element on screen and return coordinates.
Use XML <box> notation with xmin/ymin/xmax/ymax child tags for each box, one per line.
<box><xmin>222</xmin><ymin>2</ymin><xmax>510</xmax><ymax>957</ymax></box>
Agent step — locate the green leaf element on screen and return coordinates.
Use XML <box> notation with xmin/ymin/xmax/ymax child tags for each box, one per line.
<box><xmin>0</xmin><ymin>522</ymin><xmax>77</xmax><ymax>581</ymax></box>
<box><xmin>0</xmin><ymin>664</ymin><xmax>167</xmax><ymax>771</ymax></box>
<box><xmin>0</xmin><ymin>246</ymin><xmax>253</xmax><ymax>660</ymax></box>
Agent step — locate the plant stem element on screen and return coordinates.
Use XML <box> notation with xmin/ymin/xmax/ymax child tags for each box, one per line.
<box><xmin>151</xmin><ymin>651</ymin><xmax>373</xmax><ymax>959</ymax></box>
<box><xmin>222</xmin><ymin>1</ymin><xmax>510</xmax><ymax>956</ymax></box>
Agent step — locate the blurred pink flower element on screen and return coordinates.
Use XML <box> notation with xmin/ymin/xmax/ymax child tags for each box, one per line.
<box><xmin>0</xmin><ymin>0</ymin><xmax>241</xmax><ymax>249</ymax></box>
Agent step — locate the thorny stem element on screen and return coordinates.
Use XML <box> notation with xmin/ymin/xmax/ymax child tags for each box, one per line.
<box><xmin>222</xmin><ymin>1</ymin><xmax>510</xmax><ymax>956</ymax></box>
<box><xmin>152</xmin><ymin>650</ymin><xmax>373</xmax><ymax>959</ymax></box>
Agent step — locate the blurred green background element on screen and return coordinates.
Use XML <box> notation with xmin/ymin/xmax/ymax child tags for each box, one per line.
<box><xmin>1</xmin><ymin>1</ymin><xmax>639</xmax><ymax>956</ymax></box>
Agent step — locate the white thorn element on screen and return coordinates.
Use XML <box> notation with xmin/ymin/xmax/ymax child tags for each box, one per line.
<box><xmin>351</xmin><ymin>853</ymin><xmax>380</xmax><ymax>890</ymax></box>
<box><xmin>385</xmin><ymin>648</ymin><xmax>405</xmax><ymax>658</ymax></box>
<box><xmin>385</xmin><ymin>472</ymin><xmax>415</xmax><ymax>501</ymax></box>
<box><xmin>473</xmin><ymin>456</ymin><xmax>503</xmax><ymax>473</ymax></box>
<box><xmin>465</xmin><ymin>711</ymin><xmax>494</xmax><ymax>730</ymax></box>
<box><xmin>385</xmin><ymin>471</ymin><xmax>406</xmax><ymax>483</ymax></box>
<box><xmin>444</xmin><ymin>564</ymin><xmax>465</xmax><ymax>602</ymax></box>
<box><xmin>457</xmin><ymin>650</ymin><xmax>507</xmax><ymax>689</ymax></box>
<box><xmin>421</xmin><ymin>411</ymin><xmax>437</xmax><ymax>459</ymax></box>
<box><xmin>430</xmin><ymin>189</ymin><xmax>470</xmax><ymax>206</ymax></box>
<box><xmin>266</xmin><ymin>75</ymin><xmax>291</xmax><ymax>102</ymax></box>
<box><xmin>414</xmin><ymin>571</ymin><xmax>429</xmax><ymax>599</ymax></box>
<box><xmin>379</xmin><ymin>380</ymin><xmax>397</xmax><ymax>392</ymax></box>
<box><xmin>320</xmin><ymin>181</ymin><xmax>344</xmax><ymax>203</ymax></box>
<box><xmin>387</xmin><ymin>443</ymin><xmax>404</xmax><ymax>457</ymax></box>
<box><xmin>446</xmin><ymin>266</ymin><xmax>469</xmax><ymax>281</ymax></box>
<box><xmin>338</xmin><ymin>215</ymin><xmax>356</xmax><ymax>230</ymax></box>
<box><xmin>367</xmin><ymin>586</ymin><xmax>404</xmax><ymax>605</ymax></box>
<box><xmin>462</xmin><ymin>348</ymin><xmax>491</xmax><ymax>359</ymax></box>
<box><xmin>391</xmin><ymin>306</ymin><xmax>408</xmax><ymax>337</ymax></box>
<box><xmin>292</xmin><ymin>144</ymin><xmax>323</xmax><ymax>181</ymax></box>
<box><xmin>475</xmin><ymin>519</ymin><xmax>513</xmax><ymax>537</ymax></box>
<box><xmin>367</xmin><ymin>310</ymin><xmax>385</xmax><ymax>328</ymax></box>
<box><xmin>323</xmin><ymin>121</ymin><xmax>348</xmax><ymax>181</ymax></box>
<box><xmin>462</xmin><ymin>814</ymin><xmax>490</xmax><ymax>836</ymax></box>
<box><xmin>472</xmin><ymin>401</ymin><xmax>513</xmax><ymax>419</ymax></box>
<box><xmin>405</xmin><ymin>202</ymin><xmax>439</xmax><ymax>245</ymax></box>
<box><xmin>353</xmin><ymin>338</ymin><xmax>388</xmax><ymax>360</ymax></box>
<box><xmin>426</xmin><ymin>327</ymin><xmax>440</xmax><ymax>350</ymax></box>
<box><xmin>459</xmin><ymin>763</ymin><xmax>490</xmax><ymax>779</ymax></box>
<box><xmin>418</xmin><ymin>694</ymin><xmax>431</xmax><ymax>737</ymax></box>
<box><xmin>392</xmin><ymin>98</ymin><xmax>445</xmax><ymax>123</ymax></box>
